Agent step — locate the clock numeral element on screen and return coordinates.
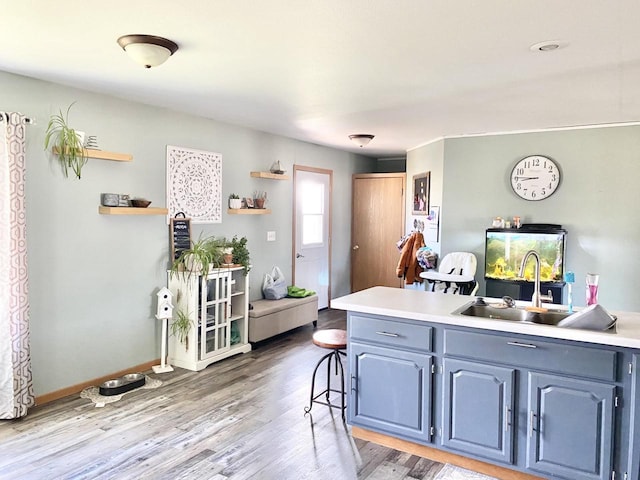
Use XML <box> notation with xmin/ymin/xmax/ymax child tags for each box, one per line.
<box><xmin>532</xmin><ymin>158</ymin><xmax>540</xmax><ymax>167</ymax></box>
<box><xmin>551</xmin><ymin>174</ymin><xmax>556</xmax><ymax>181</ymax></box>
<box><xmin>531</xmin><ymin>190</ymin><xmax>536</xmax><ymax>198</ymax></box>
<box><xmin>541</xmin><ymin>188</ymin><xmax>546</xmax><ymax>196</ymax></box>
<box><xmin>516</xmin><ymin>168</ymin><xmax>524</xmax><ymax>175</ymax></box>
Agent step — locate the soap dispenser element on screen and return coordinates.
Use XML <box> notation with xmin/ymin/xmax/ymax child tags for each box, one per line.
<box><xmin>564</xmin><ymin>271</ymin><xmax>575</xmax><ymax>313</ymax></box>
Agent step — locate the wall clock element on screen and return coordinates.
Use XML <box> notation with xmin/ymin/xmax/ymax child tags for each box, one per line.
<box><xmin>510</xmin><ymin>155</ymin><xmax>561</xmax><ymax>201</ymax></box>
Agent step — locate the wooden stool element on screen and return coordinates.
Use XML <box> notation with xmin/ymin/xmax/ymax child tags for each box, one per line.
<box><xmin>304</xmin><ymin>329</ymin><xmax>347</xmax><ymax>419</ymax></box>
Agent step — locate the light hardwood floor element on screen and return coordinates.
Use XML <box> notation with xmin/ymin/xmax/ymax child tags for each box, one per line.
<box><xmin>0</xmin><ymin>309</ymin><xmax>450</xmax><ymax>480</ymax></box>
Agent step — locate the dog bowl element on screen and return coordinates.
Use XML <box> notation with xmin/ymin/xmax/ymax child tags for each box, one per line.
<box><xmin>99</xmin><ymin>373</ymin><xmax>146</xmax><ymax>396</ymax></box>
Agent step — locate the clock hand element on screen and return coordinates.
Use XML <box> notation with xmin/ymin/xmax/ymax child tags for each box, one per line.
<box><xmin>514</xmin><ymin>176</ymin><xmax>539</xmax><ymax>181</ymax></box>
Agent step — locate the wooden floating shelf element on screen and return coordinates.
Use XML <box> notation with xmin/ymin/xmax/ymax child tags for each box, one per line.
<box><xmin>53</xmin><ymin>147</ymin><xmax>133</xmax><ymax>162</ymax></box>
<box><xmin>99</xmin><ymin>206</ymin><xmax>168</xmax><ymax>215</ymax></box>
<box><xmin>250</xmin><ymin>171</ymin><xmax>289</xmax><ymax>180</ymax></box>
<box><xmin>227</xmin><ymin>208</ymin><xmax>272</xmax><ymax>215</ymax></box>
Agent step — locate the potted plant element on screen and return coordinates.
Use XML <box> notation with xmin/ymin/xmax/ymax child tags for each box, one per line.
<box><xmin>170</xmin><ymin>235</ymin><xmax>227</xmax><ymax>279</ymax></box>
<box><xmin>230</xmin><ymin>235</ymin><xmax>251</xmax><ymax>274</ymax></box>
<box><xmin>229</xmin><ymin>193</ymin><xmax>242</xmax><ymax>209</ymax></box>
<box><xmin>222</xmin><ymin>244</ymin><xmax>234</xmax><ymax>265</ymax></box>
<box><xmin>253</xmin><ymin>191</ymin><xmax>267</xmax><ymax>209</ymax></box>
<box><xmin>44</xmin><ymin>102</ymin><xmax>88</xmax><ymax>179</ymax></box>
<box><xmin>170</xmin><ymin>308</ymin><xmax>194</xmax><ymax>351</ymax></box>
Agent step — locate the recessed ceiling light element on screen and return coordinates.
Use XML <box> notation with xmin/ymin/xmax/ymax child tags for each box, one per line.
<box><xmin>530</xmin><ymin>40</ymin><xmax>568</xmax><ymax>52</ymax></box>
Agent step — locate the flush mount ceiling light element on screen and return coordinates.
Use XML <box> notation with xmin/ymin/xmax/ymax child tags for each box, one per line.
<box><xmin>349</xmin><ymin>134</ymin><xmax>375</xmax><ymax>147</ymax></box>
<box><xmin>529</xmin><ymin>40</ymin><xmax>568</xmax><ymax>52</ymax></box>
<box><xmin>117</xmin><ymin>34</ymin><xmax>179</xmax><ymax>68</ymax></box>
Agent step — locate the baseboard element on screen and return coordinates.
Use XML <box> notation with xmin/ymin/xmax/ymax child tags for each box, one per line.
<box><xmin>351</xmin><ymin>426</ymin><xmax>543</xmax><ymax>480</ymax></box>
<box><xmin>35</xmin><ymin>359</ymin><xmax>160</xmax><ymax>406</ymax></box>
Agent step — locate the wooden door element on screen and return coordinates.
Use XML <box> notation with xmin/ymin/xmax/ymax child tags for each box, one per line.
<box><xmin>351</xmin><ymin>173</ymin><xmax>405</xmax><ymax>292</ymax></box>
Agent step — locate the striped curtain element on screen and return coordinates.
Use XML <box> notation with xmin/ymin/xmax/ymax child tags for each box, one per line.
<box><xmin>0</xmin><ymin>112</ymin><xmax>35</xmax><ymax>418</ymax></box>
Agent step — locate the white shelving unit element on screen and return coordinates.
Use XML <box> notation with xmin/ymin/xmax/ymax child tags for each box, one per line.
<box><xmin>167</xmin><ymin>266</ymin><xmax>251</xmax><ymax>371</ymax></box>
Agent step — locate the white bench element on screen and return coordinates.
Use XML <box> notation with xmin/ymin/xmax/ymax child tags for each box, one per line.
<box><xmin>248</xmin><ymin>295</ymin><xmax>318</xmax><ymax>342</ymax></box>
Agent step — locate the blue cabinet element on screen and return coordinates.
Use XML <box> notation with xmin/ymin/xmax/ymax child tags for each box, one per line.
<box><xmin>443</xmin><ymin>327</ymin><xmax>617</xmax><ymax>479</ymax></box>
<box><xmin>526</xmin><ymin>372</ymin><xmax>615</xmax><ymax>480</ymax></box>
<box><xmin>626</xmin><ymin>354</ymin><xmax>640</xmax><ymax>480</ymax></box>
<box><xmin>442</xmin><ymin>358</ymin><xmax>515</xmax><ymax>464</ymax></box>
<box><xmin>346</xmin><ymin>311</ymin><xmax>635</xmax><ymax>480</ymax></box>
<box><xmin>348</xmin><ymin>313</ymin><xmax>434</xmax><ymax>443</ymax></box>
<box><xmin>349</xmin><ymin>342</ymin><xmax>433</xmax><ymax>442</ymax></box>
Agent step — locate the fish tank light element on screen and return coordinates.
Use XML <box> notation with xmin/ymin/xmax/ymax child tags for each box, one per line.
<box><xmin>485</xmin><ymin>224</ymin><xmax>567</xmax><ymax>283</ymax></box>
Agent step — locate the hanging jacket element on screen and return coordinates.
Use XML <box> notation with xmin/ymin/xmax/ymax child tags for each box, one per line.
<box><xmin>395</xmin><ymin>232</ymin><xmax>425</xmax><ymax>284</ymax></box>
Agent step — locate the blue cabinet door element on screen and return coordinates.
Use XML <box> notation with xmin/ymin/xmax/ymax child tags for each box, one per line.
<box><xmin>442</xmin><ymin>358</ymin><xmax>515</xmax><ymax>464</ymax></box>
<box><xmin>526</xmin><ymin>372</ymin><xmax>615</xmax><ymax>480</ymax></box>
<box><xmin>349</xmin><ymin>342</ymin><xmax>432</xmax><ymax>443</ymax></box>
<box><xmin>629</xmin><ymin>354</ymin><xmax>640</xmax><ymax>480</ymax></box>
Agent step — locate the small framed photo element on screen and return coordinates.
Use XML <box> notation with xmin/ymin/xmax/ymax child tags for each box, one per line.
<box><xmin>427</xmin><ymin>205</ymin><xmax>439</xmax><ymax>224</ymax></box>
<box><xmin>412</xmin><ymin>172</ymin><xmax>430</xmax><ymax>215</ymax></box>
<box><xmin>244</xmin><ymin>197</ymin><xmax>254</xmax><ymax>208</ymax></box>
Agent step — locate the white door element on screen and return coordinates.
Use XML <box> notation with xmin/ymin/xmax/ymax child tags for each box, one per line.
<box><xmin>293</xmin><ymin>166</ymin><xmax>331</xmax><ymax>309</ymax></box>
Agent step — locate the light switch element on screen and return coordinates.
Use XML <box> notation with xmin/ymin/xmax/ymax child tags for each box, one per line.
<box><xmin>267</xmin><ymin>231</ymin><xmax>276</xmax><ymax>242</ymax></box>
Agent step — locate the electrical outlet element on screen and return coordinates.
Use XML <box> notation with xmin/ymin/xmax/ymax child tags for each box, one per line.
<box><xmin>267</xmin><ymin>231</ymin><xmax>276</xmax><ymax>242</ymax></box>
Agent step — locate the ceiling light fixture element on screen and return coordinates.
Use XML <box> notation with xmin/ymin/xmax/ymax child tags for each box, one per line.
<box><xmin>349</xmin><ymin>134</ymin><xmax>375</xmax><ymax>147</ymax></box>
<box><xmin>117</xmin><ymin>34</ymin><xmax>179</xmax><ymax>68</ymax></box>
<box><xmin>529</xmin><ymin>40</ymin><xmax>567</xmax><ymax>52</ymax></box>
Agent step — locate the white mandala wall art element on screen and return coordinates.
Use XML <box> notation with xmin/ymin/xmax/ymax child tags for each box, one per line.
<box><xmin>167</xmin><ymin>145</ymin><xmax>222</xmax><ymax>223</ymax></box>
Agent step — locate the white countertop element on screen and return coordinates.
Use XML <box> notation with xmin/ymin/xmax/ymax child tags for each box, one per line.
<box><xmin>331</xmin><ymin>286</ymin><xmax>640</xmax><ymax>349</ymax></box>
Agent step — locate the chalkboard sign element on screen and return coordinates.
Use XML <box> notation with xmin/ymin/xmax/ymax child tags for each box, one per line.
<box><xmin>170</xmin><ymin>213</ymin><xmax>191</xmax><ymax>261</ymax></box>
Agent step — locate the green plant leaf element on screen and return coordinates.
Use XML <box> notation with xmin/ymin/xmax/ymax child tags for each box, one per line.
<box><xmin>43</xmin><ymin>102</ymin><xmax>88</xmax><ymax>179</ymax></box>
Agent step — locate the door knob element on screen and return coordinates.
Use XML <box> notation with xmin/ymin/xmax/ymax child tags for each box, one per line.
<box><xmin>352</xmin><ymin>245</ymin><xmax>359</xmax><ymax>251</ymax></box>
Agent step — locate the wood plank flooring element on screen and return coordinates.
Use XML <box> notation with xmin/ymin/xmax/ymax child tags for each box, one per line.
<box><xmin>0</xmin><ymin>309</ymin><xmax>457</xmax><ymax>480</ymax></box>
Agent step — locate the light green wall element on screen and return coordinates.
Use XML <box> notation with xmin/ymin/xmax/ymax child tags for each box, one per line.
<box><xmin>406</xmin><ymin>140</ymin><xmax>444</xmax><ymax>256</ymax></box>
<box><xmin>0</xmin><ymin>70</ymin><xmax>374</xmax><ymax>396</ymax></box>
<box><xmin>375</xmin><ymin>157</ymin><xmax>406</xmax><ymax>173</ymax></box>
<box><xmin>408</xmin><ymin>127</ymin><xmax>640</xmax><ymax>311</ymax></box>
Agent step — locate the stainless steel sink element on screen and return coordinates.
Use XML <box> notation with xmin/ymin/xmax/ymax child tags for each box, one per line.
<box><xmin>453</xmin><ymin>301</ymin><xmax>572</xmax><ymax>325</ymax></box>
<box><xmin>453</xmin><ymin>299</ymin><xmax>617</xmax><ymax>332</ymax></box>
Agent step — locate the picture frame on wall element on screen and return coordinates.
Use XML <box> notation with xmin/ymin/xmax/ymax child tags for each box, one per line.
<box><xmin>412</xmin><ymin>172</ymin><xmax>430</xmax><ymax>215</ymax></box>
<box><xmin>166</xmin><ymin>145</ymin><xmax>222</xmax><ymax>224</ymax></box>
<box><xmin>425</xmin><ymin>205</ymin><xmax>440</xmax><ymax>242</ymax></box>
<box><xmin>427</xmin><ymin>205</ymin><xmax>439</xmax><ymax>224</ymax></box>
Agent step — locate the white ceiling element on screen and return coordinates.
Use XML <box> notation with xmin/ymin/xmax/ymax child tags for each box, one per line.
<box><xmin>2</xmin><ymin>1</ymin><xmax>640</xmax><ymax>158</ymax></box>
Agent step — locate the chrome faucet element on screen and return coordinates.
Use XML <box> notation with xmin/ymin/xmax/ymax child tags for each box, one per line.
<box><xmin>519</xmin><ymin>250</ymin><xmax>553</xmax><ymax>309</ymax></box>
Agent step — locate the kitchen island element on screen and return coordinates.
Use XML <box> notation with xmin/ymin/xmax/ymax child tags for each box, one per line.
<box><xmin>332</xmin><ymin>287</ymin><xmax>640</xmax><ymax>480</ymax></box>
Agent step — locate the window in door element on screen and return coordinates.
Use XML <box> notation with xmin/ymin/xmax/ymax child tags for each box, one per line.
<box><xmin>302</xmin><ymin>182</ymin><xmax>325</xmax><ymax>246</ymax></box>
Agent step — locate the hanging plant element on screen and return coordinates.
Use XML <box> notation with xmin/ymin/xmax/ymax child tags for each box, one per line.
<box><xmin>170</xmin><ymin>308</ymin><xmax>194</xmax><ymax>351</ymax></box>
<box><xmin>44</xmin><ymin>102</ymin><xmax>88</xmax><ymax>179</ymax></box>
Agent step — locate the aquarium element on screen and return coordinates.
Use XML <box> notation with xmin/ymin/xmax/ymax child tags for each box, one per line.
<box><xmin>485</xmin><ymin>226</ymin><xmax>567</xmax><ymax>283</ymax></box>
